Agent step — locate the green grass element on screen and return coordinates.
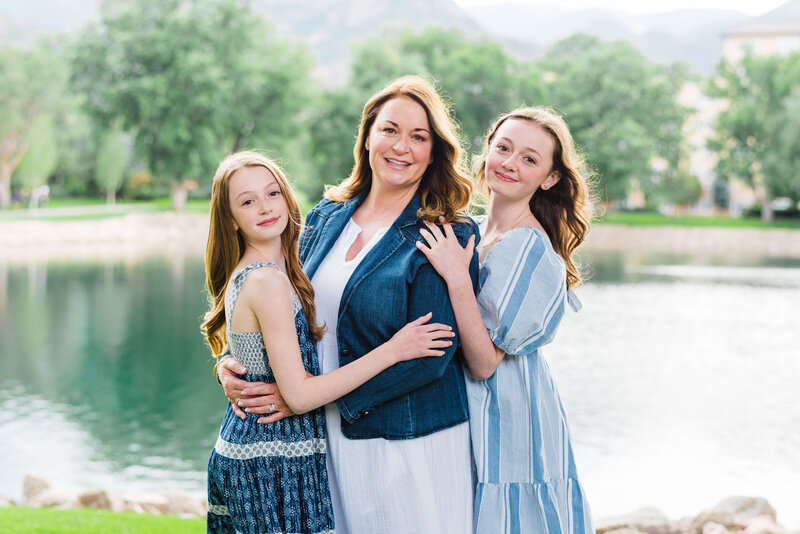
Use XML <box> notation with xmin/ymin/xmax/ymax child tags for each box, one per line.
<box><xmin>5</xmin><ymin>198</ymin><xmax>800</xmax><ymax>230</ymax></box>
<box><xmin>150</xmin><ymin>198</ymin><xmax>211</xmax><ymax>213</ymax></box>
<box><xmin>595</xmin><ymin>211</ymin><xmax>800</xmax><ymax>230</ymax></box>
<box><xmin>0</xmin><ymin>507</ymin><xmax>204</xmax><ymax>533</ymax></box>
<box><xmin>44</xmin><ymin>198</ymin><xmax>109</xmax><ymax>208</ymax></box>
<box><xmin>0</xmin><ymin>198</ymin><xmax>211</xmax><ymax>221</ymax></box>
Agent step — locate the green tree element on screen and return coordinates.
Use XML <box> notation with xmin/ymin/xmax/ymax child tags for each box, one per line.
<box><xmin>536</xmin><ymin>34</ymin><xmax>689</xmax><ymax>205</ymax></box>
<box><xmin>306</xmin><ymin>27</ymin><xmax>546</xmax><ymax>198</ymax></box>
<box><xmin>71</xmin><ymin>0</ymin><xmax>313</xmax><ymax>209</ymax></box>
<box><xmin>15</xmin><ymin>114</ymin><xmax>58</xmax><ymax>207</ymax></box>
<box><xmin>708</xmin><ymin>52</ymin><xmax>800</xmax><ymax>220</ymax></box>
<box><xmin>95</xmin><ymin>120</ymin><xmax>131</xmax><ymax>204</ymax></box>
<box><xmin>0</xmin><ymin>41</ymin><xmax>68</xmax><ymax>208</ymax></box>
<box><xmin>762</xmin><ymin>87</ymin><xmax>800</xmax><ymax>203</ymax></box>
<box><xmin>305</xmin><ymin>88</ymin><xmax>364</xmax><ymax>199</ymax></box>
<box><xmin>350</xmin><ymin>28</ymin><xmax>546</xmax><ymax>149</ymax></box>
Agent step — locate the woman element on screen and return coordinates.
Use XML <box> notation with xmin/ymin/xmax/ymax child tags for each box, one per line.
<box><xmin>417</xmin><ymin>106</ymin><xmax>595</xmax><ymax>533</ymax></box>
<box><xmin>202</xmin><ymin>151</ymin><xmax>456</xmax><ymax>533</ymax></box>
<box><xmin>219</xmin><ymin>76</ymin><xmax>479</xmax><ymax>533</ymax></box>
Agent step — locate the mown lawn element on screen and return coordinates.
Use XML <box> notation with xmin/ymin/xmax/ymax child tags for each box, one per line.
<box><xmin>595</xmin><ymin>210</ymin><xmax>800</xmax><ymax>229</ymax></box>
<box><xmin>0</xmin><ymin>198</ymin><xmax>212</xmax><ymax>221</ymax></box>
<box><xmin>5</xmin><ymin>198</ymin><xmax>800</xmax><ymax>230</ymax></box>
<box><xmin>0</xmin><ymin>507</ymin><xmax>205</xmax><ymax>534</ymax></box>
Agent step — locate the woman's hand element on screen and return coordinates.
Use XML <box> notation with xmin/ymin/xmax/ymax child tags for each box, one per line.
<box><xmin>388</xmin><ymin>312</ymin><xmax>455</xmax><ymax>362</ymax></box>
<box><xmin>218</xmin><ymin>357</ymin><xmax>295</xmax><ymax>424</ymax></box>
<box><xmin>416</xmin><ymin>216</ymin><xmax>475</xmax><ymax>285</ymax></box>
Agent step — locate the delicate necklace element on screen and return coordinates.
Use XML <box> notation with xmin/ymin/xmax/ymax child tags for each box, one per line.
<box><xmin>477</xmin><ymin>209</ymin><xmax>533</xmax><ymax>250</ymax></box>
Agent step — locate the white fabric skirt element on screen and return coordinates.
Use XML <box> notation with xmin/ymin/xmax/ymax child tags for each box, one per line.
<box><xmin>324</xmin><ymin>405</ymin><xmax>473</xmax><ymax>534</ymax></box>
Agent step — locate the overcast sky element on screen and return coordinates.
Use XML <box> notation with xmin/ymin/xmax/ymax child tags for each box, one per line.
<box><xmin>451</xmin><ymin>0</ymin><xmax>786</xmax><ymax>16</ymax></box>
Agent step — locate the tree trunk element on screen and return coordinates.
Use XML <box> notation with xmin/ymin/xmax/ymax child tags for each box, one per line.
<box><xmin>0</xmin><ymin>133</ymin><xmax>28</xmax><ymax>209</ymax></box>
<box><xmin>0</xmin><ymin>163</ymin><xmax>10</xmax><ymax>209</ymax></box>
<box><xmin>232</xmin><ymin>131</ymin><xmax>243</xmax><ymax>153</ymax></box>
<box><xmin>106</xmin><ymin>189</ymin><xmax>116</xmax><ymax>205</ymax></box>
<box><xmin>761</xmin><ymin>198</ymin><xmax>774</xmax><ymax>222</ymax></box>
<box><xmin>170</xmin><ymin>180</ymin><xmax>188</xmax><ymax>212</ymax></box>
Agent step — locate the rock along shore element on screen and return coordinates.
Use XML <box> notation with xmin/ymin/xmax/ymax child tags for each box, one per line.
<box><xmin>3</xmin><ymin>213</ymin><xmax>800</xmax><ymax>262</ymax></box>
<box><xmin>1</xmin><ymin>474</ymin><xmax>797</xmax><ymax>533</ymax></box>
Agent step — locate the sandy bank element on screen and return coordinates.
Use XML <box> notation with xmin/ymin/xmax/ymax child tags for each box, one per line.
<box><xmin>2</xmin><ymin>213</ymin><xmax>800</xmax><ymax>263</ymax></box>
<box><xmin>0</xmin><ymin>213</ymin><xmax>209</xmax><ymax>263</ymax></box>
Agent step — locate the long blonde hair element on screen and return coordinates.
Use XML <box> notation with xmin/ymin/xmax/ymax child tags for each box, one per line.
<box><xmin>475</xmin><ymin>107</ymin><xmax>593</xmax><ymax>288</ymax></box>
<box><xmin>201</xmin><ymin>151</ymin><xmax>323</xmax><ymax>357</ymax></box>
<box><xmin>326</xmin><ymin>75</ymin><xmax>472</xmax><ymax>222</ymax></box>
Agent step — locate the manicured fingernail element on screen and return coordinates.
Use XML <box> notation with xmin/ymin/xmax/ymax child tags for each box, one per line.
<box><xmin>237</xmin><ymin>400</ymin><xmax>243</xmax><ymax>406</ymax></box>
<box><xmin>238</xmin><ymin>366</ymin><xmax>246</xmax><ymax>373</ymax></box>
<box><xmin>244</xmin><ymin>408</ymin><xmax>250</xmax><ymax>413</ymax></box>
<box><xmin>240</xmin><ymin>389</ymin><xmax>248</xmax><ymax>395</ymax></box>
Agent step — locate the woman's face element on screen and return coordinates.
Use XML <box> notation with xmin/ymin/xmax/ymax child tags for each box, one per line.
<box><xmin>485</xmin><ymin>118</ymin><xmax>559</xmax><ymax>203</ymax></box>
<box><xmin>366</xmin><ymin>95</ymin><xmax>434</xmax><ymax>193</ymax></box>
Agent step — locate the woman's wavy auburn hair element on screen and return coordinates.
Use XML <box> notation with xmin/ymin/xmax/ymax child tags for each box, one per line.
<box><xmin>201</xmin><ymin>151</ymin><xmax>323</xmax><ymax>358</ymax></box>
<box><xmin>325</xmin><ymin>75</ymin><xmax>472</xmax><ymax>222</ymax></box>
<box><xmin>475</xmin><ymin>107</ymin><xmax>594</xmax><ymax>288</ymax></box>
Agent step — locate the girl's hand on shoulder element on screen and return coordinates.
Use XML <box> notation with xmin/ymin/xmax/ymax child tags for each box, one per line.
<box><xmin>389</xmin><ymin>312</ymin><xmax>455</xmax><ymax>362</ymax></box>
<box><xmin>416</xmin><ymin>216</ymin><xmax>475</xmax><ymax>284</ymax></box>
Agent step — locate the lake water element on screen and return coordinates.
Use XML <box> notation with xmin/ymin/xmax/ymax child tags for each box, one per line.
<box><xmin>1</xmin><ymin>250</ymin><xmax>798</xmax><ymax>527</ymax></box>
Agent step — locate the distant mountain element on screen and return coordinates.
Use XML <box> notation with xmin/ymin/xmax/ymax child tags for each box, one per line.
<box><xmin>750</xmin><ymin>0</ymin><xmax>800</xmax><ymax>22</ymax></box>
<box><xmin>0</xmin><ymin>0</ymin><xmax>95</xmax><ymax>46</ymax></box>
<box><xmin>463</xmin><ymin>4</ymin><xmax>751</xmax><ymax>73</ymax></box>
<box><xmin>0</xmin><ymin>0</ymin><xmax>762</xmax><ymax>78</ymax></box>
<box><xmin>254</xmin><ymin>0</ymin><xmax>495</xmax><ymax>83</ymax></box>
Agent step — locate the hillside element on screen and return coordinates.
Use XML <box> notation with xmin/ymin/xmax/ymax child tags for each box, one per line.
<box><xmin>463</xmin><ymin>4</ymin><xmax>750</xmax><ymax>73</ymax></box>
<box><xmin>0</xmin><ymin>0</ymin><xmax>762</xmax><ymax>78</ymax></box>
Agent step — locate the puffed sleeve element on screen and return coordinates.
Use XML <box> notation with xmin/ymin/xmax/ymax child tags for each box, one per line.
<box><xmin>478</xmin><ymin>227</ymin><xmax>568</xmax><ymax>356</ymax></box>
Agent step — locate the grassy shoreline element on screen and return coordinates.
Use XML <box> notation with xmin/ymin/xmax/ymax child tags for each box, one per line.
<box><xmin>3</xmin><ymin>199</ymin><xmax>800</xmax><ymax>229</ymax></box>
<box><xmin>0</xmin><ymin>507</ymin><xmax>204</xmax><ymax>534</ymax></box>
<box><xmin>4</xmin><ymin>205</ymin><xmax>800</xmax><ymax>262</ymax></box>
<box><xmin>595</xmin><ymin>210</ymin><xmax>800</xmax><ymax>230</ymax></box>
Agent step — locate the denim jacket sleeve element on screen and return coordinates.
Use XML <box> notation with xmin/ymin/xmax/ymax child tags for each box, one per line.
<box><xmin>334</xmin><ymin>221</ymin><xmax>480</xmax><ymax>423</ymax></box>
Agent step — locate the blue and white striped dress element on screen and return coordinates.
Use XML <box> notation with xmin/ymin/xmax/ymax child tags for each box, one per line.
<box><xmin>468</xmin><ymin>226</ymin><xmax>594</xmax><ymax>534</ymax></box>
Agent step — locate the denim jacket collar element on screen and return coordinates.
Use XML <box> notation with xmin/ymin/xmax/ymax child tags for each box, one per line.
<box><xmin>303</xmin><ymin>192</ymin><xmax>422</xmax><ymax>281</ymax></box>
<box><xmin>303</xmin><ymin>194</ymin><xmax>363</xmax><ymax>281</ymax></box>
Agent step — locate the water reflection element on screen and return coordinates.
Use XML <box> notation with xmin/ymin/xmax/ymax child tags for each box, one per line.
<box><xmin>1</xmin><ymin>250</ymin><xmax>799</xmax><ymax>528</ymax></box>
<box><xmin>0</xmin><ymin>255</ymin><xmax>222</xmax><ymax>499</ymax></box>
<box><xmin>551</xmin><ymin>250</ymin><xmax>800</xmax><ymax>527</ymax></box>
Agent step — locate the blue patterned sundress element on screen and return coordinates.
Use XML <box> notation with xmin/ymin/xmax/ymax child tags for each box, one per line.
<box><xmin>469</xmin><ymin>224</ymin><xmax>594</xmax><ymax>534</ymax></box>
<box><xmin>207</xmin><ymin>262</ymin><xmax>334</xmax><ymax>534</ymax></box>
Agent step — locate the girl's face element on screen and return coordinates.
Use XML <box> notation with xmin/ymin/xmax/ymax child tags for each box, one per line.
<box><xmin>366</xmin><ymin>95</ymin><xmax>434</xmax><ymax>193</ymax></box>
<box><xmin>485</xmin><ymin>118</ymin><xmax>560</xmax><ymax>203</ymax></box>
<box><xmin>228</xmin><ymin>165</ymin><xmax>289</xmax><ymax>244</ymax></box>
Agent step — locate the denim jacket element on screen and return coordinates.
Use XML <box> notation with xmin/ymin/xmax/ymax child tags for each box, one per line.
<box><xmin>300</xmin><ymin>194</ymin><xmax>480</xmax><ymax>440</ymax></box>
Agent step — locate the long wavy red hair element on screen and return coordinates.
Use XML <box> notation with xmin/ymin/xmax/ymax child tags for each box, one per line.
<box><xmin>201</xmin><ymin>151</ymin><xmax>323</xmax><ymax>357</ymax></box>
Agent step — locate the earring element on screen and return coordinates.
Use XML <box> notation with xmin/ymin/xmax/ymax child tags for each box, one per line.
<box><xmin>542</xmin><ymin>184</ymin><xmax>549</xmax><ymax>190</ymax></box>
